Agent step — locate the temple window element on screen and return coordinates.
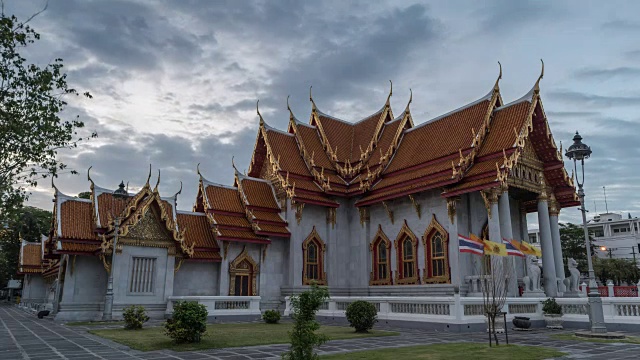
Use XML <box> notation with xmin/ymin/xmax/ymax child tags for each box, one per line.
<box><xmin>394</xmin><ymin>220</ymin><xmax>419</xmax><ymax>285</ymax></box>
<box><xmin>229</xmin><ymin>246</ymin><xmax>259</xmax><ymax>296</ymax></box>
<box><xmin>303</xmin><ymin>226</ymin><xmax>326</xmax><ymax>285</ymax></box>
<box><xmin>370</xmin><ymin>225</ymin><xmax>392</xmax><ymax>285</ymax></box>
<box><xmin>422</xmin><ymin>215</ymin><xmax>450</xmax><ymax>284</ymax></box>
<box><xmin>129</xmin><ymin>257</ymin><xmax>156</xmax><ymax>294</ymax></box>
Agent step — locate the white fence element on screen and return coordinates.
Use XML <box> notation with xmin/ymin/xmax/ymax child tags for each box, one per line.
<box><xmin>285</xmin><ymin>295</ymin><xmax>640</xmax><ymax>326</ymax></box>
<box><xmin>166</xmin><ymin>296</ymin><xmax>261</xmax><ymax>317</ymax></box>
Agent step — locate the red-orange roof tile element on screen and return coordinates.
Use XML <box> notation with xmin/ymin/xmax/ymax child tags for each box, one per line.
<box><xmin>21</xmin><ymin>243</ymin><xmax>42</xmax><ymax>267</ymax></box>
<box><xmin>265</xmin><ymin>129</ymin><xmax>312</xmax><ymax>176</ymax></box>
<box><xmin>60</xmin><ymin>200</ymin><xmax>95</xmax><ymax>240</ymax></box>
<box><xmin>240</xmin><ymin>177</ymin><xmax>280</xmax><ymax>210</ymax></box>
<box><xmin>296</xmin><ymin>123</ymin><xmax>335</xmax><ymax>170</ymax></box>
<box><xmin>205</xmin><ymin>185</ymin><xmax>245</xmax><ymax>213</ymax></box>
<box><xmin>177</xmin><ymin>213</ymin><xmax>218</xmax><ymax>249</ymax></box>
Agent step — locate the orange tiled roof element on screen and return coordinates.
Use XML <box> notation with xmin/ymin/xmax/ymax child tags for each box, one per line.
<box><xmin>177</xmin><ymin>213</ymin><xmax>218</xmax><ymax>249</ymax></box>
<box><xmin>265</xmin><ymin>128</ymin><xmax>311</xmax><ymax>176</ymax></box>
<box><xmin>21</xmin><ymin>243</ymin><xmax>42</xmax><ymax>268</ymax></box>
<box><xmin>217</xmin><ymin>228</ymin><xmax>270</xmax><ymax>243</ymax></box>
<box><xmin>240</xmin><ymin>177</ymin><xmax>280</xmax><ymax>210</ymax></box>
<box><xmin>367</xmin><ymin>118</ymin><xmax>402</xmax><ymax>166</ymax></box>
<box><xmin>96</xmin><ymin>192</ymin><xmax>130</xmax><ymax>227</ymax></box>
<box><xmin>477</xmin><ymin>101</ymin><xmax>530</xmax><ymax>157</ymax></box>
<box><xmin>295</xmin><ymin>122</ymin><xmax>335</xmax><ymax>170</ymax></box>
<box><xmin>211</xmin><ymin>213</ymin><xmax>251</xmax><ymax>228</ymax></box>
<box><xmin>385</xmin><ymin>100</ymin><xmax>491</xmax><ymax>174</ymax></box>
<box><xmin>251</xmin><ymin>210</ymin><xmax>286</xmax><ymax>224</ymax></box>
<box><xmin>315</xmin><ymin>110</ymin><xmax>383</xmax><ymax>163</ymax></box>
<box><xmin>255</xmin><ymin>223</ymin><xmax>290</xmax><ymax>236</ymax></box>
<box><xmin>57</xmin><ymin>241</ymin><xmax>99</xmax><ymax>253</ymax></box>
<box><xmin>60</xmin><ymin>199</ymin><xmax>95</xmax><ymax>240</ymax></box>
<box><xmin>191</xmin><ymin>251</ymin><xmax>222</xmax><ymax>260</ymax></box>
<box><xmin>205</xmin><ymin>185</ymin><xmax>245</xmax><ymax>213</ymax></box>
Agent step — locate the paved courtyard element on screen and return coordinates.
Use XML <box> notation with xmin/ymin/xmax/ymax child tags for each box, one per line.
<box><xmin>2</xmin><ymin>304</ymin><xmax>640</xmax><ymax>359</ymax></box>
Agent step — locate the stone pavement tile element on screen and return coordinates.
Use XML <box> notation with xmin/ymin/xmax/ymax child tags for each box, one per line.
<box><xmin>216</xmin><ymin>355</ymin><xmax>252</xmax><ymax>360</ymax></box>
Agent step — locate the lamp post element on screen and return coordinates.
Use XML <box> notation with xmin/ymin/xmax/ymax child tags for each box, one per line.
<box><xmin>565</xmin><ymin>131</ymin><xmax>607</xmax><ymax>333</ymax></box>
<box><xmin>103</xmin><ymin>181</ymin><xmax>127</xmax><ymax>320</ymax></box>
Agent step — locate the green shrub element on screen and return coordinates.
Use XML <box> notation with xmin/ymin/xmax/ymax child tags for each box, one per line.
<box><xmin>164</xmin><ymin>301</ymin><xmax>208</xmax><ymax>343</ymax></box>
<box><xmin>122</xmin><ymin>305</ymin><xmax>149</xmax><ymax>330</ymax></box>
<box><xmin>282</xmin><ymin>283</ymin><xmax>329</xmax><ymax>360</ymax></box>
<box><xmin>542</xmin><ymin>298</ymin><xmax>562</xmax><ymax>315</ymax></box>
<box><xmin>345</xmin><ymin>301</ymin><xmax>377</xmax><ymax>332</ymax></box>
<box><xmin>263</xmin><ymin>309</ymin><xmax>281</xmax><ymax>324</ymax></box>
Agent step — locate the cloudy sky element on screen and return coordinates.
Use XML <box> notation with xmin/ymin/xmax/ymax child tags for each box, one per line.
<box><xmin>9</xmin><ymin>0</ymin><xmax>640</xmax><ymax>226</ymax></box>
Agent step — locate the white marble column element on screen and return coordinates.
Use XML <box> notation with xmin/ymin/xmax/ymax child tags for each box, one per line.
<box><xmin>447</xmin><ymin>197</ymin><xmax>461</xmax><ymax>288</ymax></box>
<box><xmin>498</xmin><ymin>190</ymin><xmax>518</xmax><ymax>296</ymax></box>
<box><xmin>538</xmin><ymin>192</ymin><xmax>558</xmax><ymax>297</ymax></box>
<box><xmin>549</xmin><ymin>195</ymin><xmax>566</xmax><ymax>292</ymax></box>
<box><xmin>487</xmin><ymin>190</ymin><xmax>505</xmax><ymax>280</ymax></box>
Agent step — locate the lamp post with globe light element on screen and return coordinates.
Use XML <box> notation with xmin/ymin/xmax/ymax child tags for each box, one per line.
<box><xmin>565</xmin><ymin>132</ymin><xmax>607</xmax><ymax>333</ymax></box>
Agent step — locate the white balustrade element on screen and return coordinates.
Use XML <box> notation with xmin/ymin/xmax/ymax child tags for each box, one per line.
<box><xmin>166</xmin><ymin>296</ymin><xmax>261</xmax><ymax>316</ymax></box>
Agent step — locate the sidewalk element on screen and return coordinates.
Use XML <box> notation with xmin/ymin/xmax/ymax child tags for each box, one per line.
<box><xmin>2</xmin><ymin>304</ymin><xmax>640</xmax><ymax>359</ymax></box>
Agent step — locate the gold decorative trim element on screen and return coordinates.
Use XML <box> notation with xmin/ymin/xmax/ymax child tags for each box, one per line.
<box><xmin>302</xmin><ymin>226</ymin><xmax>327</xmax><ymax>285</ymax></box>
<box><xmin>408</xmin><ymin>195</ymin><xmax>421</xmax><ymax>219</ymax></box>
<box><xmin>548</xmin><ymin>194</ymin><xmax>560</xmax><ymax>216</ymax></box>
<box><xmin>382</xmin><ymin>201</ymin><xmax>394</xmax><ymax>224</ymax></box>
<box><xmin>295</xmin><ymin>202</ymin><xmax>305</xmax><ymax>225</ymax></box>
<box><xmin>99</xmin><ymin>254</ymin><xmax>111</xmax><ymax>274</ymax></box>
<box><xmin>326</xmin><ymin>207</ymin><xmax>336</xmax><ymax>228</ymax></box>
<box><xmin>359</xmin><ymin>207</ymin><xmax>370</xmax><ymax>227</ymax></box>
<box><xmin>229</xmin><ymin>246</ymin><xmax>259</xmax><ymax>296</ymax></box>
<box><xmin>446</xmin><ymin>196</ymin><xmax>459</xmax><ymax>223</ymax></box>
<box><xmin>223</xmin><ymin>241</ymin><xmax>230</xmax><ymax>260</ymax></box>
<box><xmin>422</xmin><ymin>214</ymin><xmax>450</xmax><ymax>284</ymax></box>
<box><xmin>393</xmin><ymin>220</ymin><xmax>420</xmax><ymax>285</ymax></box>
<box><xmin>369</xmin><ymin>224</ymin><xmax>392</xmax><ymax>286</ymax></box>
<box><xmin>262</xmin><ymin>244</ymin><xmax>269</xmax><ymax>262</ymax></box>
<box><xmin>174</xmin><ymin>257</ymin><xmax>185</xmax><ymax>274</ymax></box>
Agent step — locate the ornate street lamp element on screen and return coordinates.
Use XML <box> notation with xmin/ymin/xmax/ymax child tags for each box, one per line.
<box><xmin>103</xmin><ymin>181</ymin><xmax>126</xmax><ymax>320</ymax></box>
<box><xmin>565</xmin><ymin>132</ymin><xmax>607</xmax><ymax>333</ymax></box>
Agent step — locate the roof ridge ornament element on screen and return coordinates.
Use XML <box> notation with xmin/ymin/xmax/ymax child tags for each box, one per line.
<box><xmin>232</xmin><ymin>156</ymin><xmax>240</xmax><ymax>174</ymax></box>
<box><xmin>405</xmin><ymin>88</ymin><xmax>412</xmax><ymax>114</ymax></box>
<box><xmin>494</xmin><ymin>61</ymin><xmax>502</xmax><ymax>91</ymax></box>
<box><xmin>145</xmin><ymin>164</ymin><xmax>152</xmax><ymax>188</ymax></box>
<box><xmin>154</xmin><ymin>169</ymin><xmax>161</xmax><ymax>193</ymax></box>
<box><xmin>51</xmin><ymin>175</ymin><xmax>58</xmax><ymax>192</ymax></box>
<box><xmin>386</xmin><ymin>80</ymin><xmax>393</xmax><ymax>106</ymax></box>
<box><xmin>87</xmin><ymin>166</ymin><xmax>94</xmax><ymax>186</ymax></box>
<box><xmin>534</xmin><ymin>59</ymin><xmax>544</xmax><ymax>94</ymax></box>
<box><xmin>287</xmin><ymin>95</ymin><xmax>295</xmax><ymax>121</ymax></box>
<box><xmin>256</xmin><ymin>100</ymin><xmax>264</xmax><ymax>126</ymax></box>
<box><xmin>309</xmin><ymin>85</ymin><xmax>317</xmax><ymax>111</ymax></box>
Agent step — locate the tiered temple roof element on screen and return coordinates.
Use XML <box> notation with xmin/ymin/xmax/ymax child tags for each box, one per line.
<box><xmin>248</xmin><ymin>65</ymin><xmax>579</xmax><ymax>210</ymax></box>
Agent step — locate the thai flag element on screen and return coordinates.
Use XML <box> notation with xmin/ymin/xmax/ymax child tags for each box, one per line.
<box><xmin>503</xmin><ymin>238</ymin><xmax>525</xmax><ymax>257</ymax></box>
<box><xmin>459</xmin><ymin>234</ymin><xmax>484</xmax><ymax>256</ymax></box>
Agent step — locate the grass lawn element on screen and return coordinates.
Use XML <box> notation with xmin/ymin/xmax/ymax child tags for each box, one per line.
<box><xmin>550</xmin><ymin>333</ymin><xmax>640</xmax><ymax>344</ymax></box>
<box><xmin>89</xmin><ymin>323</ymin><xmax>399</xmax><ymax>351</ymax></box>
<box><xmin>321</xmin><ymin>343</ymin><xmax>567</xmax><ymax>360</ymax></box>
<box><xmin>65</xmin><ymin>321</ymin><xmax>125</xmax><ymax>326</ymax></box>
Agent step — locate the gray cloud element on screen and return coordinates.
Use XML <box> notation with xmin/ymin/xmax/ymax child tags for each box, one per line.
<box><xmin>575</xmin><ymin>67</ymin><xmax>640</xmax><ymax>80</ymax></box>
<box><xmin>547</xmin><ymin>91</ymin><xmax>640</xmax><ymax>108</ymax></box>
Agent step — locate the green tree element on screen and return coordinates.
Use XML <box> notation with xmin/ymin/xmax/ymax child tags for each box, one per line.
<box><xmin>560</xmin><ymin>223</ymin><xmax>595</xmax><ymax>273</ymax></box>
<box><xmin>77</xmin><ymin>192</ymin><xmax>91</xmax><ymax>199</ymax></box>
<box><xmin>593</xmin><ymin>258</ymin><xmax>640</xmax><ymax>286</ymax></box>
<box><xmin>0</xmin><ymin>7</ymin><xmax>94</xmax><ymax>224</ymax></box>
<box><xmin>283</xmin><ymin>284</ymin><xmax>330</xmax><ymax>360</ymax></box>
<box><xmin>0</xmin><ymin>206</ymin><xmax>51</xmax><ymax>287</ymax></box>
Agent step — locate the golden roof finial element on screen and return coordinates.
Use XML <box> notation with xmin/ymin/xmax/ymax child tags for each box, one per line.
<box><xmin>287</xmin><ymin>95</ymin><xmax>295</xmax><ymax>121</ymax></box>
<box><xmin>386</xmin><ymin>80</ymin><xmax>393</xmax><ymax>106</ymax></box>
<box><xmin>145</xmin><ymin>164</ymin><xmax>152</xmax><ymax>188</ymax></box>
<box><xmin>534</xmin><ymin>59</ymin><xmax>544</xmax><ymax>93</ymax></box>
<box><xmin>232</xmin><ymin>156</ymin><xmax>240</xmax><ymax>174</ymax></box>
<box><xmin>173</xmin><ymin>181</ymin><xmax>182</xmax><ymax>199</ymax></box>
<box><xmin>87</xmin><ymin>166</ymin><xmax>94</xmax><ymax>185</ymax></box>
<box><xmin>404</xmin><ymin>88</ymin><xmax>412</xmax><ymax>113</ymax></box>
<box><xmin>494</xmin><ymin>61</ymin><xmax>502</xmax><ymax>91</ymax></box>
<box><xmin>309</xmin><ymin>86</ymin><xmax>317</xmax><ymax>111</ymax></box>
<box><xmin>256</xmin><ymin>100</ymin><xmax>264</xmax><ymax>126</ymax></box>
<box><xmin>126</xmin><ymin>181</ymin><xmax>129</xmax><ymax>193</ymax></box>
<box><xmin>51</xmin><ymin>175</ymin><xmax>58</xmax><ymax>192</ymax></box>
<box><xmin>196</xmin><ymin>163</ymin><xmax>201</xmax><ymax>177</ymax></box>
<box><xmin>154</xmin><ymin>169</ymin><xmax>161</xmax><ymax>192</ymax></box>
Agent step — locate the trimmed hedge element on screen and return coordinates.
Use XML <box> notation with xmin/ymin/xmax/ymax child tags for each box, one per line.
<box><xmin>345</xmin><ymin>301</ymin><xmax>377</xmax><ymax>333</ymax></box>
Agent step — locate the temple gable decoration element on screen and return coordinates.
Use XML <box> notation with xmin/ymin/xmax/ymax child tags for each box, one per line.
<box><xmin>229</xmin><ymin>246</ymin><xmax>259</xmax><ymax>296</ymax></box>
<box><xmin>370</xmin><ymin>225</ymin><xmax>392</xmax><ymax>286</ymax></box>
<box><xmin>422</xmin><ymin>214</ymin><xmax>450</xmax><ymax>284</ymax></box>
<box><xmin>394</xmin><ymin>220</ymin><xmax>419</xmax><ymax>285</ymax></box>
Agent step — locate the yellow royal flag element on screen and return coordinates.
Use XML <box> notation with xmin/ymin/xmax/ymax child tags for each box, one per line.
<box><xmin>519</xmin><ymin>241</ymin><xmax>542</xmax><ymax>257</ymax></box>
<box><xmin>483</xmin><ymin>240</ymin><xmax>508</xmax><ymax>256</ymax></box>
<box><xmin>469</xmin><ymin>233</ymin><xmax>483</xmax><ymax>242</ymax></box>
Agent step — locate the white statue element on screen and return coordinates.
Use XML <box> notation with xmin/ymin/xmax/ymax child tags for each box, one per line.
<box><xmin>522</xmin><ymin>255</ymin><xmax>541</xmax><ymax>292</ymax></box>
<box><xmin>563</xmin><ymin>258</ymin><xmax>581</xmax><ymax>292</ymax></box>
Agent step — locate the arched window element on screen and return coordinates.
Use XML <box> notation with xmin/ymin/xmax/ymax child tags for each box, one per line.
<box><xmin>303</xmin><ymin>226</ymin><xmax>326</xmax><ymax>285</ymax></box>
<box><xmin>422</xmin><ymin>215</ymin><xmax>450</xmax><ymax>284</ymax></box>
<box><xmin>370</xmin><ymin>225</ymin><xmax>392</xmax><ymax>285</ymax></box>
<box><xmin>394</xmin><ymin>220</ymin><xmax>419</xmax><ymax>285</ymax></box>
<box><xmin>229</xmin><ymin>246</ymin><xmax>259</xmax><ymax>296</ymax></box>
